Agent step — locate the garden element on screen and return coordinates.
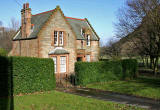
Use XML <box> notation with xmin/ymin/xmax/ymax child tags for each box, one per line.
<box><xmin>0</xmin><ymin>56</ymin><xmax>146</xmax><ymax>110</ymax></box>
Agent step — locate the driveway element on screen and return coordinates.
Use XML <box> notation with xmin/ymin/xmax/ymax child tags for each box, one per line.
<box><xmin>56</xmin><ymin>87</ymin><xmax>160</xmax><ymax>110</ymax></box>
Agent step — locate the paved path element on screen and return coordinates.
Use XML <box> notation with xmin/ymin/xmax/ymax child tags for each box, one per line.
<box><xmin>56</xmin><ymin>87</ymin><xmax>160</xmax><ymax>110</ymax></box>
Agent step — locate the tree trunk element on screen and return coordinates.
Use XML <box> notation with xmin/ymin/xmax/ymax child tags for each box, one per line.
<box><xmin>146</xmin><ymin>57</ymin><xmax>149</xmax><ymax>68</ymax></box>
<box><xmin>153</xmin><ymin>57</ymin><xmax>159</xmax><ymax>76</ymax></box>
<box><xmin>150</xmin><ymin>56</ymin><xmax>154</xmax><ymax>69</ymax></box>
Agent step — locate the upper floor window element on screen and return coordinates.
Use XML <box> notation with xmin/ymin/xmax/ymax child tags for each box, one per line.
<box><xmin>59</xmin><ymin>31</ymin><xmax>64</xmax><ymax>45</ymax></box>
<box><xmin>87</xmin><ymin>34</ymin><xmax>90</xmax><ymax>46</ymax></box>
<box><xmin>31</xmin><ymin>24</ymin><xmax>34</xmax><ymax>33</ymax></box>
<box><xmin>81</xmin><ymin>28</ymin><xmax>85</xmax><ymax>37</ymax></box>
<box><xmin>54</xmin><ymin>31</ymin><xmax>64</xmax><ymax>46</ymax></box>
<box><xmin>54</xmin><ymin>31</ymin><xmax>58</xmax><ymax>45</ymax></box>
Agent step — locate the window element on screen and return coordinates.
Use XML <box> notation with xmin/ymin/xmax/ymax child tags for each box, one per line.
<box><xmin>60</xmin><ymin>56</ymin><xmax>66</xmax><ymax>73</ymax></box>
<box><xmin>81</xmin><ymin>40</ymin><xmax>83</xmax><ymax>49</ymax></box>
<box><xmin>52</xmin><ymin>57</ymin><xmax>57</xmax><ymax>73</ymax></box>
<box><xmin>87</xmin><ymin>34</ymin><xmax>90</xmax><ymax>46</ymax></box>
<box><xmin>31</xmin><ymin>25</ymin><xmax>34</xmax><ymax>33</ymax></box>
<box><xmin>86</xmin><ymin>55</ymin><xmax>90</xmax><ymax>62</ymax></box>
<box><xmin>53</xmin><ymin>31</ymin><xmax>64</xmax><ymax>46</ymax></box>
<box><xmin>81</xmin><ymin>28</ymin><xmax>85</xmax><ymax>36</ymax></box>
<box><xmin>54</xmin><ymin>31</ymin><xmax>58</xmax><ymax>45</ymax></box>
<box><xmin>59</xmin><ymin>31</ymin><xmax>63</xmax><ymax>45</ymax></box>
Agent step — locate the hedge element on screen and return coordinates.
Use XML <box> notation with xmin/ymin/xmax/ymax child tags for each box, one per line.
<box><xmin>0</xmin><ymin>56</ymin><xmax>55</xmax><ymax>95</ymax></box>
<box><xmin>75</xmin><ymin>59</ymin><xmax>138</xmax><ymax>85</ymax></box>
<box><xmin>0</xmin><ymin>56</ymin><xmax>12</xmax><ymax>97</ymax></box>
<box><xmin>0</xmin><ymin>48</ymin><xmax>7</xmax><ymax>56</ymax></box>
<box><xmin>121</xmin><ymin>59</ymin><xmax>138</xmax><ymax>80</ymax></box>
<box><xmin>75</xmin><ymin>61</ymin><xmax>123</xmax><ymax>86</ymax></box>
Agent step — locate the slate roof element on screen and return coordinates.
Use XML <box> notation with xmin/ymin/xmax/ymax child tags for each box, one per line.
<box><xmin>13</xmin><ymin>8</ymin><xmax>99</xmax><ymax>41</ymax></box>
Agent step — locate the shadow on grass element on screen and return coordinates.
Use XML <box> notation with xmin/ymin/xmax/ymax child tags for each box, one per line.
<box><xmin>0</xmin><ymin>56</ymin><xmax>14</xmax><ymax>110</ymax></box>
<box><xmin>87</xmin><ymin>76</ymin><xmax>160</xmax><ymax>99</ymax></box>
<box><xmin>137</xmin><ymin>76</ymin><xmax>160</xmax><ymax>87</ymax></box>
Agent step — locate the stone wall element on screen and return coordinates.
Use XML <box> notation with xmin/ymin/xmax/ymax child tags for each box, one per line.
<box><xmin>91</xmin><ymin>41</ymin><xmax>99</xmax><ymax>61</ymax></box>
<box><xmin>10</xmin><ymin>39</ymin><xmax>38</xmax><ymax>57</ymax></box>
<box><xmin>38</xmin><ymin>10</ymin><xmax>77</xmax><ymax>74</ymax></box>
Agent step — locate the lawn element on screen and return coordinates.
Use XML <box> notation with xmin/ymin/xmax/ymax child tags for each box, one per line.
<box><xmin>87</xmin><ymin>76</ymin><xmax>160</xmax><ymax>100</ymax></box>
<box><xmin>11</xmin><ymin>91</ymin><xmax>145</xmax><ymax>110</ymax></box>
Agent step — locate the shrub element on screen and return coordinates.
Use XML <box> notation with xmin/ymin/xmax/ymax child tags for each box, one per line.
<box><xmin>0</xmin><ymin>48</ymin><xmax>7</xmax><ymax>56</ymax></box>
<box><xmin>75</xmin><ymin>61</ymin><xmax>123</xmax><ymax>86</ymax></box>
<box><xmin>0</xmin><ymin>56</ymin><xmax>55</xmax><ymax>95</ymax></box>
<box><xmin>75</xmin><ymin>59</ymin><xmax>138</xmax><ymax>85</ymax></box>
<box><xmin>121</xmin><ymin>59</ymin><xmax>138</xmax><ymax>80</ymax></box>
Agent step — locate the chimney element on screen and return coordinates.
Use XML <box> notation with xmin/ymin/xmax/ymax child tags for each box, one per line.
<box><xmin>21</xmin><ymin>3</ymin><xmax>32</xmax><ymax>38</ymax></box>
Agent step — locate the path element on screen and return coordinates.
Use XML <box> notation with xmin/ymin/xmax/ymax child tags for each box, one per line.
<box><xmin>56</xmin><ymin>87</ymin><xmax>160</xmax><ymax>110</ymax></box>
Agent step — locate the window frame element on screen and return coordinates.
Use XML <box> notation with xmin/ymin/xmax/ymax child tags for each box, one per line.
<box><xmin>59</xmin><ymin>31</ymin><xmax>64</xmax><ymax>46</ymax></box>
<box><xmin>86</xmin><ymin>54</ymin><xmax>91</xmax><ymax>62</ymax></box>
<box><xmin>54</xmin><ymin>31</ymin><xmax>58</xmax><ymax>46</ymax></box>
<box><xmin>86</xmin><ymin>34</ymin><xmax>91</xmax><ymax>46</ymax></box>
<box><xmin>60</xmin><ymin>56</ymin><xmax>67</xmax><ymax>73</ymax></box>
<box><xmin>52</xmin><ymin>57</ymin><xmax>57</xmax><ymax>73</ymax></box>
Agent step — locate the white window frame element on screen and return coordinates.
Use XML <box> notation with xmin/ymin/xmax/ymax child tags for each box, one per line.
<box><xmin>31</xmin><ymin>25</ymin><xmax>34</xmax><ymax>33</ymax></box>
<box><xmin>59</xmin><ymin>31</ymin><xmax>64</xmax><ymax>46</ymax></box>
<box><xmin>81</xmin><ymin>28</ymin><xmax>85</xmax><ymax>37</ymax></box>
<box><xmin>87</xmin><ymin>34</ymin><xmax>91</xmax><ymax>46</ymax></box>
<box><xmin>54</xmin><ymin>31</ymin><xmax>58</xmax><ymax>46</ymax></box>
<box><xmin>86</xmin><ymin>55</ymin><xmax>91</xmax><ymax>62</ymax></box>
<box><xmin>60</xmin><ymin>56</ymin><xmax>66</xmax><ymax>73</ymax></box>
<box><xmin>52</xmin><ymin>57</ymin><xmax>57</xmax><ymax>73</ymax></box>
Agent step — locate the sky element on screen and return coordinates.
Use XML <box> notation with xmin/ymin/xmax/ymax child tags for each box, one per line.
<box><xmin>0</xmin><ymin>0</ymin><xmax>126</xmax><ymax>44</ymax></box>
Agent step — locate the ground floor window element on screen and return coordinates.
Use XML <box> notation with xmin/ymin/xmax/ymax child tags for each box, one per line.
<box><xmin>60</xmin><ymin>56</ymin><xmax>66</xmax><ymax>73</ymax></box>
<box><xmin>86</xmin><ymin>55</ymin><xmax>90</xmax><ymax>62</ymax></box>
<box><xmin>52</xmin><ymin>57</ymin><xmax>57</xmax><ymax>73</ymax></box>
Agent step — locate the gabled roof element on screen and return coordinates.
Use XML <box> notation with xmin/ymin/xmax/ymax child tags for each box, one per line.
<box><xmin>13</xmin><ymin>7</ymin><xmax>99</xmax><ymax>41</ymax></box>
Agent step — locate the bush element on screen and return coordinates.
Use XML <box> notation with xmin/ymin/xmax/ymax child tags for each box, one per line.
<box><xmin>75</xmin><ymin>59</ymin><xmax>138</xmax><ymax>85</ymax></box>
<box><xmin>0</xmin><ymin>48</ymin><xmax>7</xmax><ymax>56</ymax></box>
<box><xmin>121</xmin><ymin>59</ymin><xmax>138</xmax><ymax>80</ymax></box>
<box><xmin>75</xmin><ymin>61</ymin><xmax>123</xmax><ymax>86</ymax></box>
<box><xmin>0</xmin><ymin>56</ymin><xmax>55</xmax><ymax>95</ymax></box>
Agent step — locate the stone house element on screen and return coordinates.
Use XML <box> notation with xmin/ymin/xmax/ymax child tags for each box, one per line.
<box><xmin>10</xmin><ymin>3</ymin><xmax>100</xmax><ymax>77</ymax></box>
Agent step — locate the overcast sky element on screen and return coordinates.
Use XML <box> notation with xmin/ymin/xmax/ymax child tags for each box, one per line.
<box><xmin>0</xmin><ymin>0</ymin><xmax>126</xmax><ymax>44</ymax></box>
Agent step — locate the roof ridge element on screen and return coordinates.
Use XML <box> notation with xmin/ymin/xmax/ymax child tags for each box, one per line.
<box><xmin>65</xmin><ymin>16</ymin><xmax>85</xmax><ymax>21</ymax></box>
<box><xmin>32</xmin><ymin>9</ymin><xmax>55</xmax><ymax>16</ymax></box>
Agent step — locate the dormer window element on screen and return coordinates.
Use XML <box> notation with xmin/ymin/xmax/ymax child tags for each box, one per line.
<box><xmin>86</xmin><ymin>34</ymin><xmax>90</xmax><ymax>46</ymax></box>
<box><xmin>31</xmin><ymin>24</ymin><xmax>34</xmax><ymax>33</ymax></box>
<box><xmin>81</xmin><ymin>28</ymin><xmax>85</xmax><ymax>37</ymax></box>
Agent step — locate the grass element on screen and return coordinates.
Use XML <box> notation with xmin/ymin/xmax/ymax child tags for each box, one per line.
<box><xmin>0</xmin><ymin>91</ymin><xmax>145</xmax><ymax>110</ymax></box>
<box><xmin>87</xmin><ymin>76</ymin><xmax>160</xmax><ymax>100</ymax></box>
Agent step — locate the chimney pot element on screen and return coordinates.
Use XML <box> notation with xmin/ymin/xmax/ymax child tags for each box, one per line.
<box><xmin>26</xmin><ymin>3</ymin><xmax>29</xmax><ymax>8</ymax></box>
<box><xmin>23</xmin><ymin>4</ymin><xmax>26</xmax><ymax>9</ymax></box>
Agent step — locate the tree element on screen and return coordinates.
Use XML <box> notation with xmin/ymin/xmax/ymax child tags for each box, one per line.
<box><xmin>103</xmin><ymin>38</ymin><xmax>122</xmax><ymax>59</ymax></box>
<box><xmin>115</xmin><ymin>0</ymin><xmax>160</xmax><ymax>75</ymax></box>
<box><xmin>0</xmin><ymin>18</ymin><xmax>19</xmax><ymax>53</ymax></box>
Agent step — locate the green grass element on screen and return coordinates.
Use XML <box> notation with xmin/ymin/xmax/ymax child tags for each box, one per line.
<box><xmin>87</xmin><ymin>76</ymin><xmax>160</xmax><ymax>100</ymax></box>
<box><xmin>11</xmin><ymin>91</ymin><xmax>145</xmax><ymax>110</ymax></box>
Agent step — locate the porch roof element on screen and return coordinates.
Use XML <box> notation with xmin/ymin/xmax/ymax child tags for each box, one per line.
<box><xmin>49</xmin><ymin>47</ymin><xmax>69</xmax><ymax>55</ymax></box>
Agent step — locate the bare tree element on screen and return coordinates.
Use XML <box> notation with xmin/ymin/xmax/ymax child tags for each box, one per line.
<box><xmin>115</xmin><ymin>0</ymin><xmax>160</xmax><ymax>75</ymax></box>
<box><xmin>0</xmin><ymin>18</ymin><xmax>19</xmax><ymax>53</ymax></box>
<box><xmin>9</xmin><ymin>17</ymin><xmax>20</xmax><ymax>31</ymax></box>
<box><xmin>104</xmin><ymin>38</ymin><xmax>122</xmax><ymax>59</ymax></box>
